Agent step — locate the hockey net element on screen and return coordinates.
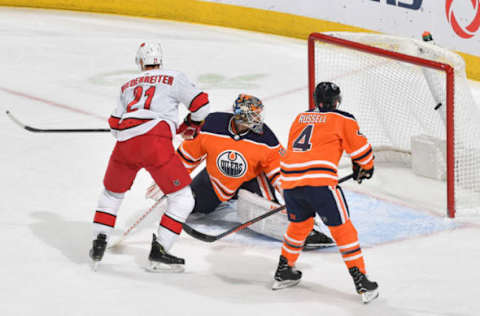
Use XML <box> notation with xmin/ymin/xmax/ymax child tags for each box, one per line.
<box><xmin>308</xmin><ymin>32</ymin><xmax>480</xmax><ymax>218</ymax></box>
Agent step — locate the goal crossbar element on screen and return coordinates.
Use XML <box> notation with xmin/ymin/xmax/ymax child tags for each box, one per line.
<box><xmin>308</xmin><ymin>32</ymin><xmax>456</xmax><ymax>217</ymax></box>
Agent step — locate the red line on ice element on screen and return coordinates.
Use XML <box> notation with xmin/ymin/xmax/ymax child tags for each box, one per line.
<box><xmin>0</xmin><ymin>86</ymin><xmax>107</xmax><ymax>121</ymax></box>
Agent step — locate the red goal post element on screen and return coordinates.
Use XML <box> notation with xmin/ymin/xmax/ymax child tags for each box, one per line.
<box><xmin>307</xmin><ymin>32</ymin><xmax>469</xmax><ymax>218</ymax></box>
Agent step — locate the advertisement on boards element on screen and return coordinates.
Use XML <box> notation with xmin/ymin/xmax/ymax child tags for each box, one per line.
<box><xmin>201</xmin><ymin>0</ymin><xmax>480</xmax><ymax>57</ymax></box>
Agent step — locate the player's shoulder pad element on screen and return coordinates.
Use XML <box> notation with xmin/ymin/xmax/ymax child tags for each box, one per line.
<box><xmin>331</xmin><ymin>109</ymin><xmax>357</xmax><ymax>121</ymax></box>
<box><xmin>161</xmin><ymin>68</ymin><xmax>188</xmax><ymax>82</ymax></box>
<box><xmin>201</xmin><ymin>112</ymin><xmax>232</xmax><ymax>135</ymax></box>
<box><xmin>156</xmin><ymin>68</ymin><xmax>183</xmax><ymax>76</ymax></box>
<box><xmin>244</xmin><ymin>123</ymin><xmax>280</xmax><ymax>147</ymax></box>
<box><xmin>149</xmin><ymin>68</ymin><xmax>190</xmax><ymax>85</ymax></box>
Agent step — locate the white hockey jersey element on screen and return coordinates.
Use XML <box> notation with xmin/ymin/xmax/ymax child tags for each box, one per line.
<box><xmin>108</xmin><ymin>68</ymin><xmax>209</xmax><ymax>141</ymax></box>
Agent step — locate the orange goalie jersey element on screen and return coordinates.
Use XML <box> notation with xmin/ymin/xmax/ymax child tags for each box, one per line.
<box><xmin>281</xmin><ymin>109</ymin><xmax>374</xmax><ymax>189</ymax></box>
<box><xmin>177</xmin><ymin>112</ymin><xmax>283</xmax><ymax>202</ymax></box>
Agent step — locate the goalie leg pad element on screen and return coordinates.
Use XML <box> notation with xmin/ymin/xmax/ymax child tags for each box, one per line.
<box><xmin>236</xmin><ymin>190</ymin><xmax>334</xmax><ymax>247</ymax></box>
<box><xmin>145</xmin><ymin>181</ymin><xmax>163</xmax><ymax>201</ymax></box>
<box><xmin>236</xmin><ymin>189</ymin><xmax>287</xmax><ymax>241</ymax></box>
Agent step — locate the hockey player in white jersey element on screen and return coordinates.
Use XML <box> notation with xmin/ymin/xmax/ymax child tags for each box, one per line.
<box><xmin>89</xmin><ymin>41</ymin><xmax>210</xmax><ymax>272</ymax></box>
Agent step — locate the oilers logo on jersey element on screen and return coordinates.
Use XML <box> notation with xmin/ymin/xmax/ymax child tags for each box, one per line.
<box><xmin>216</xmin><ymin>150</ymin><xmax>248</xmax><ymax>178</ymax></box>
<box><xmin>177</xmin><ymin>112</ymin><xmax>282</xmax><ymax>202</ymax></box>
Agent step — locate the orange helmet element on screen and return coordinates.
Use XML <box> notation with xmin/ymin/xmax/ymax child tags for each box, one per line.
<box><xmin>233</xmin><ymin>94</ymin><xmax>264</xmax><ymax>134</ymax></box>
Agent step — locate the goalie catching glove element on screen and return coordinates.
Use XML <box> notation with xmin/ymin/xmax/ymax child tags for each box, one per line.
<box><xmin>177</xmin><ymin>113</ymin><xmax>204</xmax><ymax>140</ymax></box>
<box><xmin>352</xmin><ymin>163</ymin><xmax>374</xmax><ymax>184</ymax></box>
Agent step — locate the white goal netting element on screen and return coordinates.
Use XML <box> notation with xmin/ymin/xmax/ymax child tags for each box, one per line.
<box><xmin>311</xmin><ymin>32</ymin><xmax>480</xmax><ymax>216</ymax></box>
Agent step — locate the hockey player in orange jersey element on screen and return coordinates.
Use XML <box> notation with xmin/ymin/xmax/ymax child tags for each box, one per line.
<box><xmin>179</xmin><ymin>94</ymin><xmax>281</xmax><ymax>208</ymax></box>
<box><xmin>271</xmin><ymin>82</ymin><xmax>379</xmax><ymax>303</ymax></box>
<box><xmin>146</xmin><ymin>94</ymin><xmax>334</xmax><ymax>248</ymax></box>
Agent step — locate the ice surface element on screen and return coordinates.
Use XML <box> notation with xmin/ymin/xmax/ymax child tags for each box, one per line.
<box><xmin>1</xmin><ymin>7</ymin><xmax>479</xmax><ymax>316</ymax></box>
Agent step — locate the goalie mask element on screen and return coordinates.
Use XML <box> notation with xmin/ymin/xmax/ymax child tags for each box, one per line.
<box><xmin>135</xmin><ymin>42</ymin><xmax>163</xmax><ymax>70</ymax></box>
<box><xmin>313</xmin><ymin>81</ymin><xmax>342</xmax><ymax>111</ymax></box>
<box><xmin>233</xmin><ymin>94</ymin><xmax>264</xmax><ymax>134</ymax></box>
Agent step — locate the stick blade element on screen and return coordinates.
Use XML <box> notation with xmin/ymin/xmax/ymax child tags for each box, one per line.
<box><xmin>182</xmin><ymin>224</ymin><xmax>218</xmax><ymax>242</ymax></box>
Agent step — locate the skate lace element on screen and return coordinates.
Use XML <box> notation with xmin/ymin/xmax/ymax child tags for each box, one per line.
<box><xmin>277</xmin><ymin>262</ymin><xmax>289</xmax><ymax>272</ymax></box>
<box><xmin>350</xmin><ymin>268</ymin><xmax>364</xmax><ymax>284</ymax></box>
<box><xmin>276</xmin><ymin>256</ymin><xmax>297</xmax><ymax>277</ymax></box>
<box><xmin>94</xmin><ymin>234</ymin><xmax>107</xmax><ymax>249</ymax></box>
<box><xmin>277</xmin><ymin>257</ymin><xmax>291</xmax><ymax>271</ymax></box>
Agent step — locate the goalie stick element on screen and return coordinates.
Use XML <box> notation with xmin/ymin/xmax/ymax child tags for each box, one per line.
<box><xmin>5</xmin><ymin>110</ymin><xmax>110</xmax><ymax>133</ymax></box>
<box><xmin>108</xmin><ymin>195</ymin><xmax>167</xmax><ymax>249</ymax></box>
<box><xmin>183</xmin><ymin>173</ymin><xmax>354</xmax><ymax>243</ymax></box>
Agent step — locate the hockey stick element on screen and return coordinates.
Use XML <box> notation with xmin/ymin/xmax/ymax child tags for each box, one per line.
<box><xmin>108</xmin><ymin>195</ymin><xmax>167</xmax><ymax>249</ymax></box>
<box><xmin>182</xmin><ymin>173</ymin><xmax>354</xmax><ymax>243</ymax></box>
<box><xmin>5</xmin><ymin>110</ymin><xmax>110</xmax><ymax>133</ymax></box>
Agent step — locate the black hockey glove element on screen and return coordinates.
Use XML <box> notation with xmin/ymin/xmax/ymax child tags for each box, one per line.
<box><xmin>352</xmin><ymin>163</ymin><xmax>374</xmax><ymax>184</ymax></box>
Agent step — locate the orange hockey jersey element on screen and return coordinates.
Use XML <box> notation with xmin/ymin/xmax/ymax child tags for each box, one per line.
<box><xmin>177</xmin><ymin>112</ymin><xmax>283</xmax><ymax>202</ymax></box>
<box><xmin>281</xmin><ymin>109</ymin><xmax>374</xmax><ymax>189</ymax></box>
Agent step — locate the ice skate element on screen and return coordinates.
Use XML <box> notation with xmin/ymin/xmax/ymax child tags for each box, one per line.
<box><xmin>349</xmin><ymin>267</ymin><xmax>379</xmax><ymax>304</ymax></box>
<box><xmin>304</xmin><ymin>229</ymin><xmax>335</xmax><ymax>250</ymax></box>
<box><xmin>89</xmin><ymin>233</ymin><xmax>107</xmax><ymax>271</ymax></box>
<box><xmin>272</xmin><ymin>255</ymin><xmax>302</xmax><ymax>290</ymax></box>
<box><xmin>146</xmin><ymin>234</ymin><xmax>185</xmax><ymax>273</ymax></box>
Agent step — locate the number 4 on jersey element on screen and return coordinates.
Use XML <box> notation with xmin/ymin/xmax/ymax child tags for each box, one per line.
<box><xmin>127</xmin><ymin>86</ymin><xmax>156</xmax><ymax>112</ymax></box>
<box><xmin>293</xmin><ymin>125</ymin><xmax>313</xmax><ymax>151</ymax></box>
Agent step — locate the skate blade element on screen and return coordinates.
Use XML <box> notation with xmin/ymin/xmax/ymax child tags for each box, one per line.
<box><xmin>272</xmin><ymin>279</ymin><xmax>301</xmax><ymax>290</ymax></box>
<box><xmin>90</xmin><ymin>260</ymin><xmax>100</xmax><ymax>272</ymax></box>
<box><xmin>146</xmin><ymin>261</ymin><xmax>185</xmax><ymax>273</ymax></box>
<box><xmin>361</xmin><ymin>289</ymin><xmax>379</xmax><ymax>304</ymax></box>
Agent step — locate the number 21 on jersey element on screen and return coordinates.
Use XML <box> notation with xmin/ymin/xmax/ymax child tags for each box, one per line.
<box><xmin>293</xmin><ymin>124</ymin><xmax>313</xmax><ymax>152</ymax></box>
<box><xmin>127</xmin><ymin>86</ymin><xmax>156</xmax><ymax>112</ymax></box>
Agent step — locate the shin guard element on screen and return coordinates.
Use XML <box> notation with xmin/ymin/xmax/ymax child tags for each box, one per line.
<box><xmin>157</xmin><ymin>186</ymin><xmax>195</xmax><ymax>251</ymax></box>
<box><xmin>93</xmin><ymin>189</ymin><xmax>124</xmax><ymax>240</ymax></box>
<box><xmin>281</xmin><ymin>217</ymin><xmax>314</xmax><ymax>266</ymax></box>
<box><xmin>328</xmin><ymin>220</ymin><xmax>366</xmax><ymax>274</ymax></box>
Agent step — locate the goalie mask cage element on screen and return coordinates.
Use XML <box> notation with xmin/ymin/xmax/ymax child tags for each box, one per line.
<box><xmin>308</xmin><ymin>32</ymin><xmax>480</xmax><ymax>218</ymax></box>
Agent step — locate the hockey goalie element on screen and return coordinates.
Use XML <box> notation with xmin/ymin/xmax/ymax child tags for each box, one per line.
<box><xmin>146</xmin><ymin>94</ymin><xmax>334</xmax><ymax>249</ymax></box>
